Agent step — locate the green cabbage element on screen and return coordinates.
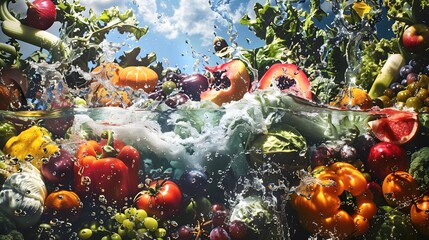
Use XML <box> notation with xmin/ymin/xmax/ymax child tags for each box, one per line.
<box><xmin>248</xmin><ymin>123</ymin><xmax>308</xmax><ymax>171</ymax></box>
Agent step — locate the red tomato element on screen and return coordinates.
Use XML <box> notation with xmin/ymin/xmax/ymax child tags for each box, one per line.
<box><xmin>134</xmin><ymin>179</ymin><xmax>182</xmax><ymax>219</ymax></box>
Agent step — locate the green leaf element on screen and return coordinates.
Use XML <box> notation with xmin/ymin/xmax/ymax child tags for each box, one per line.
<box><xmin>118</xmin><ymin>47</ymin><xmax>157</xmax><ymax>67</ymax></box>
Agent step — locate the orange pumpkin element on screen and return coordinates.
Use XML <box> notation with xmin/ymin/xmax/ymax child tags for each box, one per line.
<box><xmin>44</xmin><ymin>190</ymin><xmax>81</xmax><ymax>222</ymax></box>
<box><xmin>410</xmin><ymin>194</ymin><xmax>429</xmax><ymax>236</ymax></box>
<box><xmin>117</xmin><ymin>66</ymin><xmax>158</xmax><ymax>92</ymax></box>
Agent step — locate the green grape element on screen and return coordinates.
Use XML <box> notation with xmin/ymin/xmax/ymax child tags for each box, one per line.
<box><xmin>143</xmin><ymin>217</ymin><xmax>158</xmax><ymax>231</ymax></box>
<box><xmin>124</xmin><ymin>208</ymin><xmax>137</xmax><ymax>218</ymax></box>
<box><xmin>111</xmin><ymin>233</ymin><xmax>122</xmax><ymax>240</ymax></box>
<box><xmin>396</xmin><ymin>90</ymin><xmax>411</xmax><ymax>102</ymax></box>
<box><xmin>135</xmin><ymin>209</ymin><xmax>148</xmax><ymax>222</ymax></box>
<box><xmin>405</xmin><ymin>97</ymin><xmax>423</xmax><ymax>110</ymax></box>
<box><xmin>162</xmin><ymin>80</ymin><xmax>177</xmax><ymax>95</ymax></box>
<box><xmin>101</xmin><ymin>236</ymin><xmax>110</xmax><ymax>240</ymax></box>
<box><xmin>122</xmin><ymin>219</ymin><xmax>135</xmax><ymax>230</ymax></box>
<box><xmin>117</xmin><ymin>226</ymin><xmax>127</xmax><ymax>237</ymax></box>
<box><xmin>115</xmin><ymin>213</ymin><xmax>127</xmax><ymax>223</ymax></box>
<box><xmin>383</xmin><ymin>88</ymin><xmax>395</xmax><ymax>98</ymax></box>
<box><xmin>154</xmin><ymin>228</ymin><xmax>167</xmax><ymax>238</ymax></box>
<box><xmin>127</xmin><ymin>230</ymin><xmax>137</xmax><ymax>239</ymax></box>
<box><xmin>416</xmin><ymin>88</ymin><xmax>429</xmax><ymax>100</ymax></box>
<box><xmin>88</xmin><ymin>221</ymin><xmax>99</xmax><ymax>231</ymax></box>
<box><xmin>136</xmin><ymin>228</ymin><xmax>148</xmax><ymax>236</ymax></box>
<box><xmin>98</xmin><ymin>226</ymin><xmax>107</xmax><ymax>232</ymax></box>
<box><xmin>78</xmin><ymin>228</ymin><xmax>93</xmax><ymax>240</ymax></box>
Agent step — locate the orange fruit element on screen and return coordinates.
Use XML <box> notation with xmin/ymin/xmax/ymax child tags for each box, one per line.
<box><xmin>330</xmin><ymin>87</ymin><xmax>373</xmax><ymax>109</ymax></box>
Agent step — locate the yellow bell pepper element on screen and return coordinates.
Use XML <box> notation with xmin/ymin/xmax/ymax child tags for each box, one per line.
<box><xmin>3</xmin><ymin>125</ymin><xmax>60</xmax><ymax>170</ymax></box>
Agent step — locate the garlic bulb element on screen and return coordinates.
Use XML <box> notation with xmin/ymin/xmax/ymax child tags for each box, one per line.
<box><xmin>0</xmin><ymin>172</ymin><xmax>47</xmax><ymax>228</ymax></box>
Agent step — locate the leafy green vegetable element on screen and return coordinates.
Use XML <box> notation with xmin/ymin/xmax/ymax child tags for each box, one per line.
<box><xmin>230</xmin><ymin>196</ymin><xmax>279</xmax><ymax>239</ymax></box>
<box><xmin>248</xmin><ymin>123</ymin><xmax>308</xmax><ymax>171</ymax></box>
<box><xmin>0</xmin><ymin>0</ymin><xmax>151</xmax><ymax>83</ymax></box>
<box><xmin>357</xmin><ymin>38</ymin><xmax>400</xmax><ymax>91</ymax></box>
<box><xmin>239</xmin><ymin>1</ymin><xmax>326</xmax><ymax>81</ymax></box>
<box><xmin>365</xmin><ymin>206</ymin><xmax>421</xmax><ymax>240</ymax></box>
<box><xmin>0</xmin><ymin>211</ymin><xmax>23</xmax><ymax>240</ymax></box>
<box><xmin>409</xmin><ymin>147</ymin><xmax>429</xmax><ymax>191</ymax></box>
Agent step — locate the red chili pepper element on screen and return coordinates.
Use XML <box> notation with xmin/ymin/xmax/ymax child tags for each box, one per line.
<box><xmin>74</xmin><ymin>130</ymin><xmax>140</xmax><ymax>206</ymax></box>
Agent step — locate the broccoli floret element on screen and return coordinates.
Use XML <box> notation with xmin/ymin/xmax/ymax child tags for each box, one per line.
<box><xmin>409</xmin><ymin>147</ymin><xmax>429</xmax><ymax>191</ymax></box>
<box><xmin>0</xmin><ymin>211</ymin><xmax>24</xmax><ymax>240</ymax></box>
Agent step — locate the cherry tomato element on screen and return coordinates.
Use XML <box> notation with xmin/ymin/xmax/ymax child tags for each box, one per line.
<box><xmin>134</xmin><ymin>179</ymin><xmax>183</xmax><ymax>219</ymax></box>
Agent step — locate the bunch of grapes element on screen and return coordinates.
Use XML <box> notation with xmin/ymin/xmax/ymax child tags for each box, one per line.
<box><xmin>77</xmin><ymin>207</ymin><xmax>166</xmax><ymax>240</ymax></box>
<box><xmin>375</xmin><ymin>59</ymin><xmax>429</xmax><ymax>112</ymax></box>
<box><xmin>173</xmin><ymin>203</ymin><xmax>248</xmax><ymax>240</ymax></box>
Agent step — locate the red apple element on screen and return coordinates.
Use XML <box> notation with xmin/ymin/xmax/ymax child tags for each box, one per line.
<box><xmin>402</xmin><ymin>24</ymin><xmax>429</xmax><ymax>53</ymax></box>
<box><xmin>365</xmin><ymin>142</ymin><xmax>409</xmax><ymax>181</ymax></box>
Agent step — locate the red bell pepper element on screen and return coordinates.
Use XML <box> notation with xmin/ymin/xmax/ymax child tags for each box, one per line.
<box><xmin>74</xmin><ymin>130</ymin><xmax>140</xmax><ymax>206</ymax></box>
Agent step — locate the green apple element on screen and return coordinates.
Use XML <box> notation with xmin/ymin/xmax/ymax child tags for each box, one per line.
<box><xmin>402</xmin><ymin>24</ymin><xmax>429</xmax><ymax>53</ymax></box>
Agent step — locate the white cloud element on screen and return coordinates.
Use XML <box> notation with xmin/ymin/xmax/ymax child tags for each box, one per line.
<box><xmin>135</xmin><ymin>0</ymin><xmax>259</xmax><ymax>46</ymax></box>
<box><xmin>136</xmin><ymin>0</ymin><xmax>220</xmax><ymax>45</ymax></box>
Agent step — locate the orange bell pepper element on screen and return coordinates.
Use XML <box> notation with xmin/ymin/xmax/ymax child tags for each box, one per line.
<box><xmin>291</xmin><ymin>162</ymin><xmax>377</xmax><ymax>239</ymax></box>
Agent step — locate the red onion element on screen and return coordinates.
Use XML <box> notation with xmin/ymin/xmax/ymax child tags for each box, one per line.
<box><xmin>26</xmin><ymin>0</ymin><xmax>57</xmax><ymax>30</ymax></box>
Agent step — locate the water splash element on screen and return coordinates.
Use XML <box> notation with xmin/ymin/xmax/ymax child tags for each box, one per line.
<box><xmin>320</xmin><ymin>0</ymin><xmax>382</xmax><ymax>87</ymax></box>
<box><xmin>209</xmin><ymin>0</ymin><xmax>239</xmax><ymax>50</ymax></box>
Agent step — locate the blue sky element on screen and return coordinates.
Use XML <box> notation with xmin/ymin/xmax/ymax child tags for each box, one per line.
<box><xmin>1</xmin><ymin>0</ymin><xmax>269</xmax><ymax>73</ymax></box>
<box><xmin>105</xmin><ymin>0</ymin><xmax>268</xmax><ymax>73</ymax></box>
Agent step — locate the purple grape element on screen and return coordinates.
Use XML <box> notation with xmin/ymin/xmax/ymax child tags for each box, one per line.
<box><xmin>406</xmin><ymin>72</ymin><xmax>418</xmax><ymax>83</ymax></box>
<box><xmin>148</xmin><ymin>90</ymin><xmax>166</xmax><ymax>101</ymax></box>
<box><xmin>179</xmin><ymin>169</ymin><xmax>209</xmax><ymax>196</ymax></box>
<box><xmin>179</xmin><ymin>74</ymin><xmax>209</xmax><ymax>101</ymax></box>
<box><xmin>212</xmin><ymin>210</ymin><xmax>229</xmax><ymax>228</ymax></box>
<box><xmin>209</xmin><ymin>227</ymin><xmax>230</xmax><ymax>240</ymax></box>
<box><xmin>310</xmin><ymin>145</ymin><xmax>336</xmax><ymax>167</ymax></box>
<box><xmin>166</xmin><ymin>71</ymin><xmax>183</xmax><ymax>83</ymax></box>
<box><xmin>409</xmin><ymin>59</ymin><xmax>424</xmax><ymax>73</ymax></box>
<box><xmin>389</xmin><ymin>82</ymin><xmax>404</xmax><ymax>94</ymax></box>
<box><xmin>340</xmin><ymin>145</ymin><xmax>357</xmax><ymax>162</ymax></box>
<box><xmin>175</xmin><ymin>225</ymin><xmax>193</xmax><ymax>240</ymax></box>
<box><xmin>228</xmin><ymin>220</ymin><xmax>247</xmax><ymax>240</ymax></box>
<box><xmin>399</xmin><ymin>65</ymin><xmax>414</xmax><ymax>78</ymax></box>
<box><xmin>165</xmin><ymin>93</ymin><xmax>190</xmax><ymax>108</ymax></box>
<box><xmin>354</xmin><ymin>134</ymin><xmax>376</xmax><ymax>162</ymax></box>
